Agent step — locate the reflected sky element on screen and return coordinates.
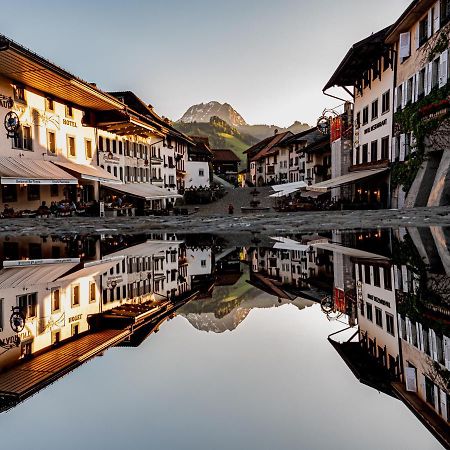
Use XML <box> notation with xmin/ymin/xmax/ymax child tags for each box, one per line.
<box><xmin>0</xmin><ymin>229</ymin><xmax>447</xmax><ymax>449</ymax></box>
<box><xmin>0</xmin><ymin>304</ymin><xmax>441</xmax><ymax>450</ymax></box>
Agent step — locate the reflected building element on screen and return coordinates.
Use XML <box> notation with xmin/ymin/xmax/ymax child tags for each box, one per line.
<box><xmin>0</xmin><ymin>234</ymin><xmax>206</xmax><ymax>411</ymax></box>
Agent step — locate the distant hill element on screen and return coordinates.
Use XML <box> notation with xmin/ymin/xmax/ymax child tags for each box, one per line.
<box><xmin>178</xmin><ymin>101</ymin><xmax>310</xmax><ymax>144</ymax></box>
<box><xmin>174</xmin><ymin>116</ymin><xmax>258</xmax><ymax>162</ymax></box>
<box><xmin>239</xmin><ymin>121</ymin><xmax>310</xmax><ymax>141</ymax></box>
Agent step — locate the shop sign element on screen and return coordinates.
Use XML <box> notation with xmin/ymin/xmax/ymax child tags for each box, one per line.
<box><xmin>364</xmin><ymin>119</ymin><xmax>387</xmax><ymax>135</ymax></box>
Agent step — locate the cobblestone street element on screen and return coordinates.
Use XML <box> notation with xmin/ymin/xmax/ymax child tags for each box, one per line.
<box><xmin>0</xmin><ymin>201</ymin><xmax>448</xmax><ymax>236</ymax></box>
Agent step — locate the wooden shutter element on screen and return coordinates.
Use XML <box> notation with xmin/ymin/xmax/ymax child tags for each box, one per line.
<box><xmin>428</xmin><ymin>8</ymin><xmax>433</xmax><ymax>37</ymax></box>
<box><xmin>426</xmin><ymin>62</ymin><xmax>433</xmax><ymax>94</ymax></box>
<box><xmin>405</xmin><ymin>367</ymin><xmax>417</xmax><ymax>392</ymax></box>
<box><xmin>434</xmin><ymin>1</ymin><xmax>440</xmax><ymax>33</ymax></box>
<box><xmin>399</xmin><ymin>32</ymin><xmax>411</xmax><ymax>58</ymax></box>
<box><xmin>415</xmin><ymin>23</ymin><xmax>420</xmax><ymax>49</ymax></box>
<box><xmin>414</xmin><ymin>72</ymin><xmax>419</xmax><ymax>102</ymax></box>
<box><xmin>444</xmin><ymin>335</ymin><xmax>450</xmax><ymax>370</ymax></box>
<box><xmin>439</xmin><ymin>49</ymin><xmax>448</xmax><ymax>88</ymax></box>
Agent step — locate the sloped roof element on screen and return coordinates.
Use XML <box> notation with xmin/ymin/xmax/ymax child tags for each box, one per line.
<box><xmin>109</xmin><ymin>91</ymin><xmax>193</xmax><ymax>145</ymax></box>
<box><xmin>212</xmin><ymin>149</ymin><xmax>240</xmax><ymax>162</ymax></box>
<box><xmin>323</xmin><ymin>26</ymin><xmax>392</xmax><ymax>91</ymax></box>
<box><xmin>282</xmin><ymin>127</ymin><xmax>323</xmax><ymax>147</ymax></box>
<box><xmin>248</xmin><ymin>131</ymin><xmax>293</xmax><ymax>162</ymax></box>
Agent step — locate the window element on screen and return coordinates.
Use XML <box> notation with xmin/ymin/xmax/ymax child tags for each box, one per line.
<box><xmin>199</xmin><ymin>169</ymin><xmax>204</xmax><ymax>177</ymax></box>
<box><xmin>52</xmin><ymin>330</ymin><xmax>61</xmax><ymax>345</ymax></box>
<box><xmin>383</xmin><ymin>266</ymin><xmax>392</xmax><ymax>290</ymax></box>
<box><xmin>380</xmin><ymin>136</ymin><xmax>390</xmax><ymax>160</ymax></box>
<box><xmin>65</xmin><ymin>104</ymin><xmax>73</xmax><ymax>118</ymax></box>
<box><xmin>50</xmin><ymin>185</ymin><xmax>59</xmax><ymax>198</ymax></box>
<box><xmin>381</xmin><ymin>90</ymin><xmax>390</xmax><ymax>113</ymax></box>
<box><xmin>406</xmin><ymin>77</ymin><xmax>413</xmax><ymax>104</ymax></box>
<box><xmin>362</xmin><ymin>144</ymin><xmax>368</xmax><ymax>164</ymax></box>
<box><xmin>362</xmin><ymin>106</ymin><xmax>369</xmax><ymax>125</ymax></box>
<box><xmin>373</xmin><ymin>266</ymin><xmax>380</xmax><ymax>287</ymax></box>
<box><xmin>13</xmin><ymin>85</ymin><xmax>25</xmax><ymax>103</ymax></box>
<box><xmin>51</xmin><ymin>288</ymin><xmax>61</xmax><ymax>312</ymax></box>
<box><xmin>419</xmin><ymin>16</ymin><xmax>429</xmax><ymax>47</ymax></box>
<box><xmin>22</xmin><ymin>126</ymin><xmax>32</xmax><ymax>150</ymax></box>
<box><xmin>375</xmin><ymin>307</ymin><xmax>383</xmax><ymax>327</ymax></box>
<box><xmin>396</xmin><ymin>85</ymin><xmax>403</xmax><ymax>111</ymax></box>
<box><xmin>201</xmin><ymin>259</ymin><xmax>207</xmax><ymax>267</ymax></box>
<box><xmin>89</xmin><ymin>282</ymin><xmax>96</xmax><ymax>303</ymax></box>
<box><xmin>27</xmin><ymin>185</ymin><xmax>40</xmax><ymax>201</ymax></box>
<box><xmin>17</xmin><ymin>293</ymin><xmax>37</xmax><ymax>318</ymax></box>
<box><xmin>46</xmin><ymin>97</ymin><xmax>55</xmax><ymax>111</ymax></box>
<box><xmin>72</xmin><ymin>323</ymin><xmax>80</xmax><ymax>336</ymax></box>
<box><xmin>442</xmin><ymin>0</ymin><xmax>450</xmax><ymax>27</ymax></box>
<box><xmin>364</xmin><ymin>264</ymin><xmax>371</xmax><ymax>284</ymax></box>
<box><xmin>418</xmin><ymin>68</ymin><xmax>426</xmax><ymax>100</ymax></box>
<box><xmin>67</xmin><ymin>136</ymin><xmax>76</xmax><ymax>157</ymax></box>
<box><xmin>366</xmin><ymin>303</ymin><xmax>373</xmax><ymax>321</ymax></box>
<box><xmin>85</xmin><ymin>139</ymin><xmax>92</xmax><ymax>159</ymax></box>
<box><xmin>370</xmin><ymin>140</ymin><xmax>378</xmax><ymax>162</ymax></box>
<box><xmin>386</xmin><ymin>313</ymin><xmax>395</xmax><ymax>336</ymax></box>
<box><xmin>371</xmin><ymin>99</ymin><xmax>379</xmax><ymax>120</ymax></box>
<box><xmin>425</xmin><ymin>376</ymin><xmax>435</xmax><ymax>406</ymax></box>
<box><xmin>72</xmin><ymin>285</ymin><xmax>80</xmax><ymax>307</ymax></box>
<box><xmin>2</xmin><ymin>185</ymin><xmax>17</xmax><ymax>203</ymax></box>
<box><xmin>47</xmin><ymin>130</ymin><xmax>56</xmax><ymax>155</ymax></box>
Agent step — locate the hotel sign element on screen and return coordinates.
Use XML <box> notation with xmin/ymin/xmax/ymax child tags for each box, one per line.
<box><xmin>367</xmin><ymin>293</ymin><xmax>390</xmax><ymax>308</ymax></box>
<box><xmin>364</xmin><ymin>119</ymin><xmax>387</xmax><ymax>135</ymax></box>
<box><xmin>63</xmin><ymin>118</ymin><xmax>77</xmax><ymax>127</ymax></box>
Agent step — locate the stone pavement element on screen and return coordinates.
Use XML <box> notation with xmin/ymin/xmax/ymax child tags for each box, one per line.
<box><xmin>193</xmin><ymin>186</ymin><xmax>275</xmax><ymax>216</ymax></box>
<box><xmin>0</xmin><ymin>205</ymin><xmax>449</xmax><ymax>236</ymax></box>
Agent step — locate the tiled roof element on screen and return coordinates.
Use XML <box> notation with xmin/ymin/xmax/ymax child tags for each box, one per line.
<box><xmin>212</xmin><ymin>149</ymin><xmax>240</xmax><ymax>162</ymax></box>
<box><xmin>249</xmin><ymin>131</ymin><xmax>293</xmax><ymax>162</ymax></box>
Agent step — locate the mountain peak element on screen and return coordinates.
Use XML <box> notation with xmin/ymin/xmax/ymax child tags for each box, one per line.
<box><xmin>179</xmin><ymin>101</ymin><xmax>247</xmax><ymax>127</ymax></box>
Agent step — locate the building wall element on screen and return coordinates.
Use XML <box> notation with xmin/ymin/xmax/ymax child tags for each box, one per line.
<box><xmin>355</xmin><ymin>262</ymin><xmax>399</xmax><ymax>372</ymax></box>
<box><xmin>353</xmin><ymin>64</ymin><xmax>394</xmax><ymax>166</ymax></box>
<box><xmin>185</xmin><ymin>161</ymin><xmax>210</xmax><ymax>189</ymax></box>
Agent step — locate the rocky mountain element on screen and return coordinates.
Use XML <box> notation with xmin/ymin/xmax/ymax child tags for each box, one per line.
<box><xmin>179</xmin><ymin>101</ymin><xmax>247</xmax><ymax>127</ymax></box>
<box><xmin>178</xmin><ymin>101</ymin><xmax>310</xmax><ymax>143</ymax></box>
<box><xmin>174</xmin><ymin>116</ymin><xmax>258</xmax><ymax>162</ymax></box>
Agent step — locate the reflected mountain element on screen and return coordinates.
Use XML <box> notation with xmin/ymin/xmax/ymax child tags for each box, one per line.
<box><xmin>179</xmin><ymin>263</ymin><xmax>315</xmax><ymax>333</ymax></box>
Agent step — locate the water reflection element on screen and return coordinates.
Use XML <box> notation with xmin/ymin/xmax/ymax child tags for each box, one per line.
<box><xmin>0</xmin><ymin>228</ymin><xmax>448</xmax><ymax>447</ymax></box>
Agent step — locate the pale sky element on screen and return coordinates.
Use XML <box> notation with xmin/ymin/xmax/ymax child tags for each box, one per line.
<box><xmin>0</xmin><ymin>0</ymin><xmax>412</xmax><ymax>127</ymax></box>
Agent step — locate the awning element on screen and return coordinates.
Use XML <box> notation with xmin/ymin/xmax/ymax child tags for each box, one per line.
<box><xmin>311</xmin><ymin>242</ymin><xmax>389</xmax><ymax>260</ymax></box>
<box><xmin>57</xmin><ymin>259</ymin><xmax>122</xmax><ymax>282</ymax></box>
<box><xmin>106</xmin><ymin>240</ymin><xmax>183</xmax><ymax>259</ymax></box>
<box><xmin>0</xmin><ymin>262</ymin><xmax>80</xmax><ymax>289</ymax></box>
<box><xmin>271</xmin><ymin>237</ymin><xmax>310</xmax><ymax>252</ymax></box>
<box><xmin>269</xmin><ymin>181</ymin><xmax>307</xmax><ymax>198</ymax></box>
<box><xmin>102</xmin><ymin>182</ymin><xmax>182</xmax><ymax>200</ymax></box>
<box><xmin>0</xmin><ymin>158</ymin><xmax>77</xmax><ymax>185</ymax></box>
<box><xmin>53</xmin><ymin>161</ymin><xmax>122</xmax><ymax>184</ymax></box>
<box><xmin>306</xmin><ymin>168</ymin><xmax>388</xmax><ymax>193</ymax></box>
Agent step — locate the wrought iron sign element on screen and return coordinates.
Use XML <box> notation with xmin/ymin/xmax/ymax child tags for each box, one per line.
<box><xmin>4</xmin><ymin>111</ymin><xmax>20</xmax><ymax>138</ymax></box>
<box><xmin>10</xmin><ymin>307</ymin><xmax>25</xmax><ymax>333</ymax></box>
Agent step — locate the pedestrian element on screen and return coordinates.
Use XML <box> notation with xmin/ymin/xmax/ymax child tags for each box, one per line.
<box><xmin>228</xmin><ymin>203</ymin><xmax>234</xmax><ymax>215</ymax></box>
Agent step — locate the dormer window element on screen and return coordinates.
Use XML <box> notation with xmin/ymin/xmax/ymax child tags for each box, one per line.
<box><xmin>46</xmin><ymin>97</ymin><xmax>55</xmax><ymax>111</ymax></box>
<box><xmin>65</xmin><ymin>104</ymin><xmax>73</xmax><ymax>118</ymax></box>
<box><xmin>13</xmin><ymin>85</ymin><xmax>25</xmax><ymax>103</ymax></box>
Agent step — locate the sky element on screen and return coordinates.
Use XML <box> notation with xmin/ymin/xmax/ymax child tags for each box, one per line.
<box><xmin>0</xmin><ymin>0</ymin><xmax>412</xmax><ymax>127</ymax></box>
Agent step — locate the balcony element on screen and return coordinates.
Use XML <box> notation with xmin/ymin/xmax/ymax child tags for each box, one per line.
<box><xmin>151</xmin><ymin>177</ymin><xmax>163</xmax><ymax>183</ymax></box>
<box><xmin>349</xmin><ymin>159</ymin><xmax>389</xmax><ymax>172</ymax></box>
